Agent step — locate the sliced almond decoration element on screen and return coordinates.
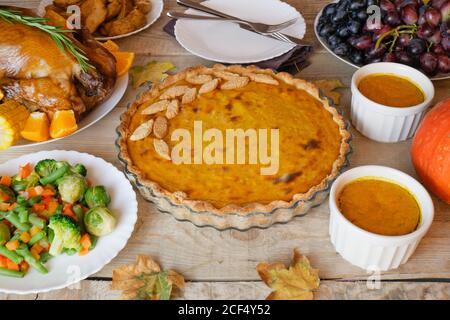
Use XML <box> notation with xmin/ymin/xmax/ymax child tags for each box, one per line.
<box><xmin>221</xmin><ymin>77</ymin><xmax>249</xmax><ymax>90</ymax></box>
<box><xmin>186</xmin><ymin>74</ymin><xmax>213</xmax><ymax>85</ymax></box>
<box><xmin>214</xmin><ymin>71</ymin><xmax>240</xmax><ymax>81</ymax></box>
<box><xmin>153</xmin><ymin>139</ymin><xmax>171</xmax><ymax>160</ymax></box>
<box><xmin>165</xmin><ymin>99</ymin><xmax>180</xmax><ymax>119</ymax></box>
<box><xmin>141</xmin><ymin>100</ymin><xmax>169</xmax><ymax>115</ymax></box>
<box><xmin>181</xmin><ymin>87</ymin><xmax>197</xmax><ymax>104</ymax></box>
<box><xmin>153</xmin><ymin>116</ymin><xmax>168</xmax><ymax>139</ymax></box>
<box><xmin>199</xmin><ymin>78</ymin><xmax>220</xmax><ymax>95</ymax></box>
<box><xmin>159</xmin><ymin>85</ymin><xmax>190</xmax><ymax>100</ymax></box>
<box><xmin>247</xmin><ymin>73</ymin><xmax>279</xmax><ymax>85</ymax></box>
<box><xmin>129</xmin><ymin>119</ymin><xmax>154</xmax><ymax>141</ymax></box>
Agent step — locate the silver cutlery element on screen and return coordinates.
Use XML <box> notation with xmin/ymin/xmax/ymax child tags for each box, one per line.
<box><xmin>176</xmin><ymin>0</ymin><xmax>298</xmax><ymax>34</ymax></box>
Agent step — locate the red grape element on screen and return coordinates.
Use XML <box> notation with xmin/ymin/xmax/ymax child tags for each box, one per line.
<box><xmin>385</xmin><ymin>10</ymin><xmax>402</xmax><ymax>25</ymax></box>
<box><xmin>407</xmin><ymin>38</ymin><xmax>427</xmax><ymax>56</ymax></box>
<box><xmin>372</xmin><ymin>25</ymin><xmax>393</xmax><ymax>40</ymax></box>
<box><xmin>437</xmin><ymin>54</ymin><xmax>450</xmax><ymax>73</ymax></box>
<box><xmin>441</xmin><ymin>1</ymin><xmax>450</xmax><ymax>22</ymax></box>
<box><xmin>398</xmin><ymin>33</ymin><xmax>412</xmax><ymax>46</ymax></box>
<box><xmin>432</xmin><ymin>0</ymin><xmax>447</xmax><ymax>9</ymax></box>
<box><xmin>425</xmin><ymin>7</ymin><xmax>442</xmax><ymax>26</ymax></box>
<box><xmin>442</xmin><ymin>36</ymin><xmax>450</xmax><ymax>51</ymax></box>
<box><xmin>428</xmin><ymin>29</ymin><xmax>442</xmax><ymax>44</ymax></box>
<box><xmin>367</xmin><ymin>43</ymin><xmax>388</xmax><ymax>58</ymax></box>
<box><xmin>381</xmin><ymin>0</ymin><xmax>396</xmax><ymax>12</ymax></box>
<box><xmin>383</xmin><ymin>52</ymin><xmax>397</xmax><ymax>62</ymax></box>
<box><xmin>350</xmin><ymin>35</ymin><xmax>374</xmax><ymax>50</ymax></box>
<box><xmin>432</xmin><ymin>44</ymin><xmax>446</xmax><ymax>54</ymax></box>
<box><xmin>420</xmin><ymin>52</ymin><xmax>438</xmax><ymax>75</ymax></box>
<box><xmin>417</xmin><ymin>23</ymin><xmax>436</xmax><ymax>39</ymax></box>
<box><xmin>396</xmin><ymin>51</ymin><xmax>415</xmax><ymax>65</ymax></box>
<box><xmin>402</xmin><ymin>4</ymin><xmax>419</xmax><ymax>24</ymax></box>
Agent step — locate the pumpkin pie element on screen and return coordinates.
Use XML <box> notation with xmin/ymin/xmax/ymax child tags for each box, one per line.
<box><xmin>117</xmin><ymin>65</ymin><xmax>351</xmax><ymax>229</ymax></box>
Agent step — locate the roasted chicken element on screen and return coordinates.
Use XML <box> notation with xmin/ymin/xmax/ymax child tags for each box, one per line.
<box><xmin>0</xmin><ymin>7</ymin><xmax>116</xmax><ymax>119</ymax></box>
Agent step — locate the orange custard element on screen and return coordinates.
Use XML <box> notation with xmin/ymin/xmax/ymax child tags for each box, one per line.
<box><xmin>358</xmin><ymin>73</ymin><xmax>424</xmax><ymax>108</ymax></box>
<box><xmin>338</xmin><ymin>178</ymin><xmax>421</xmax><ymax>236</ymax></box>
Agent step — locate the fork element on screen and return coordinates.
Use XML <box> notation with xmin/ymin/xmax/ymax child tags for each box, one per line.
<box><xmin>176</xmin><ymin>0</ymin><xmax>298</xmax><ymax>34</ymax></box>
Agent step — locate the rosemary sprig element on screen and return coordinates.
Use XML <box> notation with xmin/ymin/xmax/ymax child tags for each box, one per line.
<box><xmin>0</xmin><ymin>8</ymin><xmax>94</xmax><ymax>72</ymax></box>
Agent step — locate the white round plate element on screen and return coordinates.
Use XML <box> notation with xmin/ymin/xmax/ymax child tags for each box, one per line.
<box><xmin>37</xmin><ymin>0</ymin><xmax>163</xmax><ymax>40</ymax></box>
<box><xmin>11</xmin><ymin>74</ymin><xmax>128</xmax><ymax>149</ymax></box>
<box><xmin>0</xmin><ymin>150</ymin><xmax>138</xmax><ymax>295</ymax></box>
<box><xmin>313</xmin><ymin>1</ymin><xmax>450</xmax><ymax>81</ymax></box>
<box><xmin>174</xmin><ymin>0</ymin><xmax>306</xmax><ymax>64</ymax></box>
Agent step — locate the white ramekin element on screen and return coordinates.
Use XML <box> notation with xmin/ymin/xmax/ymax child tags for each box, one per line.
<box><xmin>351</xmin><ymin>63</ymin><xmax>435</xmax><ymax>143</ymax></box>
<box><xmin>329</xmin><ymin>166</ymin><xmax>434</xmax><ymax>271</ymax></box>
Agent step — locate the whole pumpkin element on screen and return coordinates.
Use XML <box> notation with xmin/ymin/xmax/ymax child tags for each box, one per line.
<box><xmin>411</xmin><ymin>98</ymin><xmax>450</xmax><ymax>204</ymax></box>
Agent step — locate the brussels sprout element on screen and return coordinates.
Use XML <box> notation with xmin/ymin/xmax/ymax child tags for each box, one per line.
<box><xmin>84</xmin><ymin>206</ymin><xmax>116</xmax><ymax>236</ymax></box>
<box><xmin>72</xmin><ymin>164</ymin><xmax>87</xmax><ymax>177</ymax></box>
<box><xmin>0</xmin><ymin>222</ymin><xmax>10</xmax><ymax>245</ymax></box>
<box><xmin>11</xmin><ymin>172</ymin><xmax>40</xmax><ymax>193</ymax></box>
<box><xmin>35</xmin><ymin>159</ymin><xmax>58</xmax><ymax>177</ymax></box>
<box><xmin>0</xmin><ymin>185</ymin><xmax>15</xmax><ymax>203</ymax></box>
<box><xmin>84</xmin><ymin>186</ymin><xmax>111</xmax><ymax>209</ymax></box>
<box><xmin>57</xmin><ymin>174</ymin><xmax>88</xmax><ymax>204</ymax></box>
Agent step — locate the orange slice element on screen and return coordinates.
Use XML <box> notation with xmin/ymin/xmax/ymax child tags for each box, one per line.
<box><xmin>113</xmin><ymin>51</ymin><xmax>135</xmax><ymax>77</ymax></box>
<box><xmin>49</xmin><ymin>110</ymin><xmax>78</xmax><ymax>139</ymax></box>
<box><xmin>20</xmin><ymin>112</ymin><xmax>50</xmax><ymax>142</ymax></box>
<box><xmin>102</xmin><ymin>40</ymin><xmax>120</xmax><ymax>52</ymax></box>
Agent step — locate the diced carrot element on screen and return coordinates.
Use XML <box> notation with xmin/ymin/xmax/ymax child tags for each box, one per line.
<box><xmin>34</xmin><ymin>186</ymin><xmax>44</xmax><ymax>196</ymax></box>
<box><xmin>80</xmin><ymin>234</ymin><xmax>91</xmax><ymax>249</ymax></box>
<box><xmin>20</xmin><ymin>232</ymin><xmax>31</xmax><ymax>243</ymax></box>
<box><xmin>63</xmin><ymin>203</ymin><xmax>77</xmax><ymax>221</ymax></box>
<box><xmin>0</xmin><ymin>176</ymin><xmax>11</xmax><ymax>187</ymax></box>
<box><xmin>31</xmin><ymin>243</ymin><xmax>43</xmax><ymax>254</ymax></box>
<box><xmin>8</xmin><ymin>203</ymin><xmax>16</xmax><ymax>211</ymax></box>
<box><xmin>46</xmin><ymin>201</ymin><xmax>59</xmax><ymax>214</ymax></box>
<box><xmin>78</xmin><ymin>248</ymin><xmax>89</xmax><ymax>256</ymax></box>
<box><xmin>18</xmin><ymin>163</ymin><xmax>32</xmax><ymax>179</ymax></box>
<box><xmin>0</xmin><ymin>192</ymin><xmax>10</xmax><ymax>202</ymax></box>
<box><xmin>30</xmin><ymin>225</ymin><xmax>41</xmax><ymax>237</ymax></box>
<box><xmin>42</xmin><ymin>188</ymin><xmax>55</xmax><ymax>197</ymax></box>
<box><xmin>6</xmin><ymin>258</ymin><xmax>19</xmax><ymax>271</ymax></box>
<box><xmin>0</xmin><ymin>255</ymin><xmax>6</xmax><ymax>268</ymax></box>
<box><xmin>5</xmin><ymin>240</ymin><xmax>19</xmax><ymax>251</ymax></box>
<box><xmin>26</xmin><ymin>187</ymin><xmax>37</xmax><ymax>198</ymax></box>
<box><xmin>19</xmin><ymin>261</ymin><xmax>29</xmax><ymax>272</ymax></box>
<box><xmin>32</xmin><ymin>203</ymin><xmax>46</xmax><ymax>213</ymax></box>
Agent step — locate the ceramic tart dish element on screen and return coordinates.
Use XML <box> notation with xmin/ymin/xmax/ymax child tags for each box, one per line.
<box><xmin>116</xmin><ymin>64</ymin><xmax>352</xmax><ymax>230</ymax></box>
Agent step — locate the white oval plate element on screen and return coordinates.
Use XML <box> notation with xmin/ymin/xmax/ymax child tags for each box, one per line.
<box><xmin>174</xmin><ymin>0</ymin><xmax>306</xmax><ymax>64</ymax></box>
<box><xmin>0</xmin><ymin>150</ymin><xmax>138</xmax><ymax>295</ymax></box>
<box><xmin>313</xmin><ymin>1</ymin><xmax>450</xmax><ymax>81</ymax></box>
<box><xmin>10</xmin><ymin>74</ymin><xmax>128</xmax><ymax>149</ymax></box>
<box><xmin>37</xmin><ymin>0</ymin><xmax>163</xmax><ymax>40</ymax></box>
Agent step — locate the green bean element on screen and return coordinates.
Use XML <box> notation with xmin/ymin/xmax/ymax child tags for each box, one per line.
<box><xmin>0</xmin><ymin>246</ymin><xmax>23</xmax><ymax>264</ymax></box>
<box><xmin>10</xmin><ymin>232</ymin><xmax>21</xmax><ymax>241</ymax></box>
<box><xmin>28</xmin><ymin>195</ymin><xmax>42</xmax><ymax>206</ymax></box>
<box><xmin>63</xmin><ymin>248</ymin><xmax>78</xmax><ymax>256</ymax></box>
<box><xmin>28</xmin><ymin>214</ymin><xmax>45</xmax><ymax>229</ymax></box>
<box><xmin>18</xmin><ymin>208</ymin><xmax>29</xmax><ymax>224</ymax></box>
<box><xmin>15</xmin><ymin>244</ymin><xmax>48</xmax><ymax>274</ymax></box>
<box><xmin>0</xmin><ymin>267</ymin><xmax>25</xmax><ymax>278</ymax></box>
<box><xmin>73</xmin><ymin>205</ymin><xmax>85</xmax><ymax>233</ymax></box>
<box><xmin>40</xmin><ymin>163</ymin><xmax>70</xmax><ymax>185</ymax></box>
<box><xmin>47</xmin><ymin>228</ymin><xmax>54</xmax><ymax>243</ymax></box>
<box><xmin>5</xmin><ymin>212</ymin><xmax>31</xmax><ymax>232</ymax></box>
<box><xmin>40</xmin><ymin>252</ymin><xmax>52</xmax><ymax>264</ymax></box>
<box><xmin>89</xmin><ymin>235</ymin><xmax>98</xmax><ymax>250</ymax></box>
<box><xmin>28</xmin><ymin>230</ymin><xmax>46</xmax><ymax>246</ymax></box>
<box><xmin>0</xmin><ymin>211</ymin><xmax>7</xmax><ymax>220</ymax></box>
<box><xmin>16</xmin><ymin>195</ymin><xmax>27</xmax><ymax>206</ymax></box>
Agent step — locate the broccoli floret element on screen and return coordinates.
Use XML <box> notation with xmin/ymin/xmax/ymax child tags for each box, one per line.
<box><xmin>35</xmin><ymin>159</ymin><xmax>58</xmax><ymax>177</ymax></box>
<box><xmin>11</xmin><ymin>172</ymin><xmax>40</xmax><ymax>193</ymax></box>
<box><xmin>72</xmin><ymin>164</ymin><xmax>87</xmax><ymax>177</ymax></box>
<box><xmin>48</xmin><ymin>214</ymin><xmax>81</xmax><ymax>256</ymax></box>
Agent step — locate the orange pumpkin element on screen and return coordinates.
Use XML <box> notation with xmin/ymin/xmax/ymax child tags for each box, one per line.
<box><xmin>411</xmin><ymin>98</ymin><xmax>450</xmax><ymax>204</ymax></box>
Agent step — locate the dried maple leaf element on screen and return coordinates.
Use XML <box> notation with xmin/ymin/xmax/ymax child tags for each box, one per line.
<box><xmin>130</xmin><ymin>61</ymin><xmax>176</xmax><ymax>88</ymax></box>
<box><xmin>112</xmin><ymin>255</ymin><xmax>185</xmax><ymax>300</ymax></box>
<box><xmin>257</xmin><ymin>249</ymin><xmax>320</xmax><ymax>300</ymax></box>
<box><xmin>313</xmin><ymin>79</ymin><xmax>345</xmax><ymax>105</ymax></box>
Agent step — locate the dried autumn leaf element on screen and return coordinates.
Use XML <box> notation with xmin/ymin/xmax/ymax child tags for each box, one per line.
<box><xmin>313</xmin><ymin>79</ymin><xmax>345</xmax><ymax>105</ymax></box>
<box><xmin>257</xmin><ymin>249</ymin><xmax>320</xmax><ymax>300</ymax></box>
<box><xmin>112</xmin><ymin>255</ymin><xmax>185</xmax><ymax>300</ymax></box>
<box><xmin>130</xmin><ymin>61</ymin><xmax>176</xmax><ymax>88</ymax></box>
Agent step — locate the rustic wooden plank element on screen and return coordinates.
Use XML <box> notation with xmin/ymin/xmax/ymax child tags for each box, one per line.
<box><xmin>2</xmin><ymin>279</ymin><xmax>450</xmax><ymax>300</ymax></box>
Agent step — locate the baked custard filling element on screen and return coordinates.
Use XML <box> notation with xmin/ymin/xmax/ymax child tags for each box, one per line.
<box><xmin>127</xmin><ymin>81</ymin><xmax>342</xmax><ymax>208</ymax></box>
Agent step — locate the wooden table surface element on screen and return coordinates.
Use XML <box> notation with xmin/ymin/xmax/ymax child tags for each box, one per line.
<box><xmin>1</xmin><ymin>0</ymin><xmax>449</xmax><ymax>300</ymax></box>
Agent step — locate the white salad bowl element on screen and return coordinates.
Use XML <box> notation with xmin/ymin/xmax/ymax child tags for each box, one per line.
<box><xmin>350</xmin><ymin>62</ymin><xmax>435</xmax><ymax>143</ymax></box>
<box><xmin>329</xmin><ymin>165</ymin><xmax>434</xmax><ymax>271</ymax></box>
<box><xmin>0</xmin><ymin>150</ymin><xmax>138</xmax><ymax>294</ymax></box>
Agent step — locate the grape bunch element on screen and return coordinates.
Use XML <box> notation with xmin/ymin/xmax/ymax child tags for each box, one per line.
<box><xmin>317</xmin><ymin>0</ymin><xmax>450</xmax><ymax>76</ymax></box>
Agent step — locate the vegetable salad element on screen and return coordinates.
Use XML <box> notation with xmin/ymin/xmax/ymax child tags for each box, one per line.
<box><xmin>0</xmin><ymin>159</ymin><xmax>117</xmax><ymax>278</ymax></box>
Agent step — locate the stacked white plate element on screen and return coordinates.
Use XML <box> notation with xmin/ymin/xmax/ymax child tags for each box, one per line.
<box><xmin>174</xmin><ymin>0</ymin><xmax>306</xmax><ymax>64</ymax></box>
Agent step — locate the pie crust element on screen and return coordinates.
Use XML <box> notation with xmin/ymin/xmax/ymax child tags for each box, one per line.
<box><xmin>116</xmin><ymin>64</ymin><xmax>352</xmax><ymax>230</ymax></box>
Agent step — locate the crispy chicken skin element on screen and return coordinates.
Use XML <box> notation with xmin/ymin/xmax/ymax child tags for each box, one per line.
<box><xmin>0</xmin><ymin>6</ymin><xmax>116</xmax><ymax>119</ymax></box>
